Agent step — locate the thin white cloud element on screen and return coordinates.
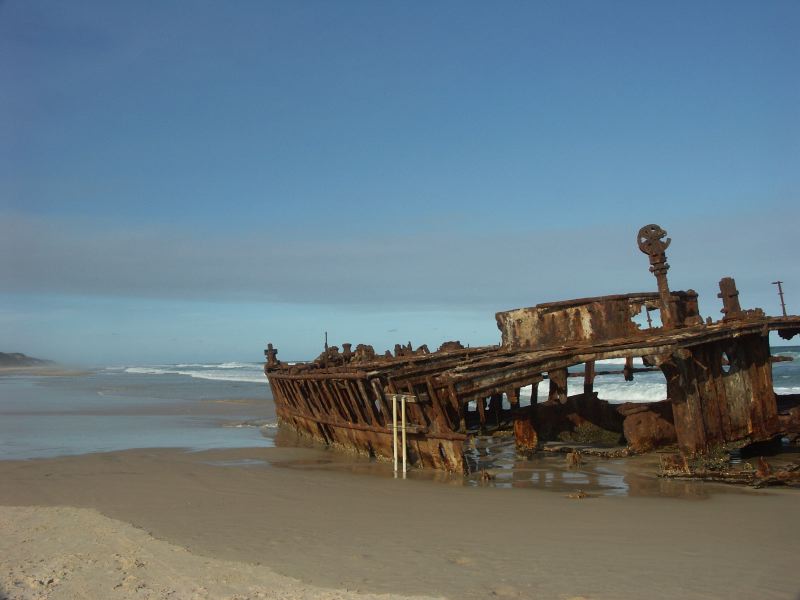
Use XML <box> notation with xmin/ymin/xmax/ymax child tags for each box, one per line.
<box><xmin>1</xmin><ymin>210</ymin><xmax>797</xmax><ymax>316</ymax></box>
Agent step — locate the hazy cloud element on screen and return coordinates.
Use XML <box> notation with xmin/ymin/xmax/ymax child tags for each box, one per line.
<box><xmin>2</xmin><ymin>211</ymin><xmax>797</xmax><ymax>315</ymax></box>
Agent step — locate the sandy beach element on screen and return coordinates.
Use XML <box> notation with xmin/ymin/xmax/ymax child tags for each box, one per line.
<box><xmin>0</xmin><ymin>367</ymin><xmax>91</xmax><ymax>378</ymax></box>
<box><xmin>2</xmin><ymin>444</ymin><xmax>799</xmax><ymax>600</ymax></box>
<box><xmin>0</xmin><ymin>504</ymin><xmax>439</xmax><ymax>600</ymax></box>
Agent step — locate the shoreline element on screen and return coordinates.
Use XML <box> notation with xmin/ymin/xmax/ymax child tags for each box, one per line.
<box><xmin>2</xmin><ymin>445</ymin><xmax>798</xmax><ymax>599</ymax></box>
<box><xmin>0</xmin><ymin>366</ymin><xmax>91</xmax><ymax>377</ymax></box>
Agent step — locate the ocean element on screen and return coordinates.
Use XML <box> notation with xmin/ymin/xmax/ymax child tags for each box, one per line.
<box><xmin>0</xmin><ymin>363</ymin><xmax>275</xmax><ymax>460</ymax></box>
<box><xmin>2</xmin><ymin>347</ymin><xmax>799</xmax><ymax>461</ymax></box>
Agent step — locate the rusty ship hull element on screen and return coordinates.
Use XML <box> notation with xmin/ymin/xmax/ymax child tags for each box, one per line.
<box><xmin>265</xmin><ymin>225</ymin><xmax>800</xmax><ymax>473</ymax></box>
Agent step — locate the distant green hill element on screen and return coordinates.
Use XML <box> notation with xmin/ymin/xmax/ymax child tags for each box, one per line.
<box><xmin>0</xmin><ymin>352</ymin><xmax>54</xmax><ymax>367</ymax></box>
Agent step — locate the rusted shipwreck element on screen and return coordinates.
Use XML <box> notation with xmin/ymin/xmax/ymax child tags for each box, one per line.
<box><xmin>265</xmin><ymin>224</ymin><xmax>800</xmax><ymax>472</ymax></box>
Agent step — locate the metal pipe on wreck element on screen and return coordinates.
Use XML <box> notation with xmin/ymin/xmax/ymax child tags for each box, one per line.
<box><xmin>772</xmin><ymin>280</ymin><xmax>788</xmax><ymax>317</ymax></box>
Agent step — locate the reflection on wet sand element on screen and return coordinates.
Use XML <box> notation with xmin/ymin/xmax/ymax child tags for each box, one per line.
<box><xmin>268</xmin><ymin>426</ymin><xmax>771</xmax><ymax>499</ymax></box>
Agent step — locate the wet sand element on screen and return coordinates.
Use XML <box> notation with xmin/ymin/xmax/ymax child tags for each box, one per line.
<box><xmin>1</xmin><ymin>445</ymin><xmax>799</xmax><ymax>600</ymax></box>
<box><xmin>0</xmin><ymin>366</ymin><xmax>91</xmax><ymax>377</ymax></box>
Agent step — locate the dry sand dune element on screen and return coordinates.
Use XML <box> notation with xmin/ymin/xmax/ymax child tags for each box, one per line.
<box><xmin>0</xmin><ymin>505</ymin><xmax>440</xmax><ymax>600</ymax></box>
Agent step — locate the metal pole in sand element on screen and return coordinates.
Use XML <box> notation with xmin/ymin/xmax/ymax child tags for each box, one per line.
<box><xmin>401</xmin><ymin>395</ymin><xmax>407</xmax><ymax>478</ymax></box>
<box><xmin>392</xmin><ymin>394</ymin><xmax>398</xmax><ymax>476</ymax></box>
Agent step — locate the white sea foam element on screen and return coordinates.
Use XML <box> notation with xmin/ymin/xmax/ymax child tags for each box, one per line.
<box><xmin>595</xmin><ymin>357</ymin><xmax>645</xmax><ymax>366</ymax></box>
<box><xmin>593</xmin><ymin>382</ymin><xmax>666</xmax><ymax>403</ymax></box>
<box><xmin>775</xmin><ymin>386</ymin><xmax>800</xmax><ymax>395</ymax></box>
<box><xmin>181</xmin><ymin>370</ymin><xmax>266</xmax><ymax>384</ymax></box>
<box><xmin>517</xmin><ymin>377</ymin><xmax>666</xmax><ymax>403</ymax></box>
<box><xmin>173</xmin><ymin>362</ymin><xmax>258</xmax><ymax>369</ymax></box>
<box><xmin>124</xmin><ymin>365</ymin><xmax>266</xmax><ymax>384</ymax></box>
<box><xmin>125</xmin><ymin>367</ymin><xmax>169</xmax><ymax>375</ymax></box>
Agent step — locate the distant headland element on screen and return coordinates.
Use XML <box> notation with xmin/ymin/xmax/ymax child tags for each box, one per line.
<box><xmin>0</xmin><ymin>352</ymin><xmax>54</xmax><ymax>367</ymax></box>
<box><xmin>0</xmin><ymin>353</ymin><xmax>87</xmax><ymax>377</ymax></box>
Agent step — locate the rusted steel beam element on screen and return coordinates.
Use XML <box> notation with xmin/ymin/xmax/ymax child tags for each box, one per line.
<box><xmin>357</xmin><ymin>379</ymin><xmax>383</xmax><ymax>426</ymax></box>
<box><xmin>424</xmin><ymin>377</ymin><xmax>454</xmax><ymax>433</ymax></box>
<box><xmin>322</xmin><ymin>379</ymin><xmax>351</xmax><ymax>422</ymax></box>
<box><xmin>583</xmin><ymin>360</ymin><xmax>596</xmax><ymax>396</ymax></box>
<box><xmin>395</xmin><ymin>380</ymin><xmax>430</xmax><ymax>430</ymax></box>
<box><xmin>623</xmin><ymin>356</ymin><xmax>634</xmax><ymax>381</ymax></box>
<box><xmin>298</xmin><ymin>380</ymin><xmax>321</xmax><ymax>417</ymax></box>
<box><xmin>369</xmin><ymin>377</ymin><xmax>394</xmax><ymax>425</ymax></box>
<box><xmin>772</xmin><ymin>280</ymin><xmax>788</xmax><ymax>317</ymax></box>
<box><xmin>354</xmin><ymin>346</ymin><xmax>497</xmax><ymax>374</ymax></box>
<box><xmin>548</xmin><ymin>368</ymin><xmax>568</xmax><ymax>404</ymax></box>
<box><xmin>341</xmin><ymin>380</ymin><xmax>366</xmax><ymax>423</ymax></box>
<box><xmin>301</xmin><ymin>379</ymin><xmax>323</xmax><ymax>417</ymax></box>
<box><xmin>452</xmin><ymin>374</ymin><xmax>545</xmax><ymax>401</ymax></box>
<box><xmin>316</xmin><ymin>379</ymin><xmax>349</xmax><ymax>422</ymax></box>
<box><xmin>475</xmin><ymin>396</ymin><xmax>487</xmax><ymax>431</ymax></box>
<box><xmin>533</xmin><ymin>292</ymin><xmax>662</xmax><ymax>309</ymax></box>
<box><xmin>270</xmin><ymin>371</ymin><xmax>370</xmax><ymax>381</ymax></box>
<box><xmin>488</xmin><ymin>393</ymin><xmax>503</xmax><ymax>428</ymax></box>
<box><xmin>366</xmin><ymin>350</ymin><xmax>497</xmax><ymax>379</ymax></box>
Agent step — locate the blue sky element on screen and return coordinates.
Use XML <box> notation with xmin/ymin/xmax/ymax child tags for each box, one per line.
<box><xmin>2</xmin><ymin>1</ymin><xmax>798</xmax><ymax>365</ymax></box>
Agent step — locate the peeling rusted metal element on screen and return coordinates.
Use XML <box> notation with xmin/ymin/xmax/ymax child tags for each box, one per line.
<box><xmin>265</xmin><ymin>224</ymin><xmax>800</xmax><ymax>475</ymax></box>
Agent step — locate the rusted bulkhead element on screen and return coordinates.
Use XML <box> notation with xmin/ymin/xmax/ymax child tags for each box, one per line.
<box><xmin>265</xmin><ymin>224</ymin><xmax>800</xmax><ymax>473</ymax></box>
<box><xmin>496</xmin><ymin>291</ymin><xmax>701</xmax><ymax>350</ymax></box>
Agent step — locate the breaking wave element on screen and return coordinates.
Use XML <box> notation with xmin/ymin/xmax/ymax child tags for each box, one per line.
<box><xmin>591</xmin><ymin>382</ymin><xmax>667</xmax><ymax>403</ymax></box>
<box><xmin>518</xmin><ymin>374</ymin><xmax>667</xmax><ymax>403</ymax></box>
<box><xmin>595</xmin><ymin>357</ymin><xmax>645</xmax><ymax>366</ymax></box>
<box><xmin>124</xmin><ymin>363</ymin><xmax>266</xmax><ymax>384</ymax></box>
<box><xmin>775</xmin><ymin>386</ymin><xmax>800</xmax><ymax>395</ymax></box>
<box><xmin>773</xmin><ymin>350</ymin><xmax>800</xmax><ymax>361</ymax></box>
